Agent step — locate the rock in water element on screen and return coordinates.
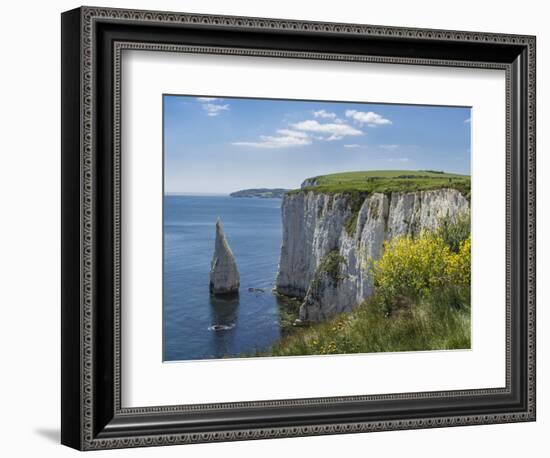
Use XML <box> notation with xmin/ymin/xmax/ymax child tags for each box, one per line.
<box><xmin>209</xmin><ymin>218</ymin><xmax>240</xmax><ymax>295</ymax></box>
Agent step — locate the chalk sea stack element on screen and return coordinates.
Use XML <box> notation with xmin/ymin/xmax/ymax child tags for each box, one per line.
<box><xmin>209</xmin><ymin>218</ymin><xmax>240</xmax><ymax>295</ymax></box>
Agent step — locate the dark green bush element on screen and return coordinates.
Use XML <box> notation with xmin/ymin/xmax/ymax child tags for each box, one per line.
<box><xmin>436</xmin><ymin>211</ymin><xmax>471</xmax><ymax>252</ymax></box>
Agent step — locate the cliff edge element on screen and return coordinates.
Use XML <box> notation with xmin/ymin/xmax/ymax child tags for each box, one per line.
<box><xmin>275</xmin><ymin>189</ymin><xmax>469</xmax><ymax>322</ymax></box>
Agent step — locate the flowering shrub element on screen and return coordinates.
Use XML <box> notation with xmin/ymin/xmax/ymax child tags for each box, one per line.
<box><xmin>374</xmin><ymin>232</ymin><xmax>471</xmax><ymax>313</ymax></box>
<box><xmin>445</xmin><ymin>236</ymin><xmax>471</xmax><ymax>289</ymax></box>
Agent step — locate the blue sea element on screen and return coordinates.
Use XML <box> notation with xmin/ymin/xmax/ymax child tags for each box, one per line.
<box><xmin>163</xmin><ymin>195</ymin><xmax>284</xmax><ymax>361</ymax></box>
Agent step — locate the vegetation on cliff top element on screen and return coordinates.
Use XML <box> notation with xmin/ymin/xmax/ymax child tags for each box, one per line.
<box><xmin>290</xmin><ymin>170</ymin><xmax>471</xmax><ymax>200</ymax></box>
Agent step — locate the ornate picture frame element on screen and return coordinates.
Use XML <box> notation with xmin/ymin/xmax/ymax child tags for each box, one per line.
<box><xmin>61</xmin><ymin>6</ymin><xmax>536</xmax><ymax>450</ymax></box>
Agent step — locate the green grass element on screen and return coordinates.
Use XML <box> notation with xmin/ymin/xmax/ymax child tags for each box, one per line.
<box><xmin>273</xmin><ymin>293</ymin><xmax>303</xmax><ymax>335</ymax></box>
<box><xmin>255</xmin><ymin>293</ymin><xmax>470</xmax><ymax>357</ymax></box>
<box><xmin>311</xmin><ymin>250</ymin><xmax>347</xmax><ymax>288</ymax></box>
<box><xmin>343</xmin><ymin>192</ymin><xmax>369</xmax><ymax>235</ymax></box>
<box><xmin>290</xmin><ymin>170</ymin><xmax>471</xmax><ymax>200</ymax></box>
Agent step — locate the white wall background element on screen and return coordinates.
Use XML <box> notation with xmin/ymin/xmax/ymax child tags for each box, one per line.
<box><xmin>0</xmin><ymin>0</ymin><xmax>545</xmax><ymax>456</ymax></box>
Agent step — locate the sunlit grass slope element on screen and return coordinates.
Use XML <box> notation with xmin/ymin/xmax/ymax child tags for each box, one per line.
<box><xmin>295</xmin><ymin>170</ymin><xmax>470</xmax><ymax>199</ymax></box>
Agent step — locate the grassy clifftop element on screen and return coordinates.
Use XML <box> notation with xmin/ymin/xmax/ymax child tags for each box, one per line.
<box><xmin>295</xmin><ymin>170</ymin><xmax>470</xmax><ymax>199</ymax></box>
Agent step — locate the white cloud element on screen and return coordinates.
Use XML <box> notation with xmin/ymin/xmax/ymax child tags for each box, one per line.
<box><xmin>202</xmin><ymin>103</ymin><xmax>229</xmax><ymax>117</ymax></box>
<box><xmin>387</xmin><ymin>157</ymin><xmax>410</xmax><ymax>162</ymax></box>
<box><xmin>291</xmin><ymin>119</ymin><xmax>363</xmax><ymax>140</ymax></box>
<box><xmin>464</xmin><ymin>117</ymin><xmax>471</xmax><ymax>123</ymax></box>
<box><xmin>345</xmin><ymin>110</ymin><xmax>392</xmax><ymax>127</ymax></box>
<box><xmin>344</xmin><ymin>144</ymin><xmax>360</xmax><ymax>148</ymax></box>
<box><xmin>232</xmin><ymin>115</ymin><xmax>364</xmax><ymax>149</ymax></box>
<box><xmin>312</xmin><ymin>109</ymin><xmax>337</xmax><ymax>119</ymax></box>
<box><xmin>276</xmin><ymin>129</ymin><xmax>309</xmax><ymax>138</ymax></box>
<box><xmin>232</xmin><ymin>129</ymin><xmax>311</xmax><ymax>149</ymax></box>
<box><xmin>195</xmin><ymin>97</ymin><xmax>229</xmax><ymax>117</ymax></box>
<box><xmin>379</xmin><ymin>144</ymin><xmax>400</xmax><ymax>151</ymax></box>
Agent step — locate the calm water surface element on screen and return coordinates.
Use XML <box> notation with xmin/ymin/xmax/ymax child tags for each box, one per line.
<box><xmin>163</xmin><ymin>195</ymin><xmax>283</xmax><ymax>361</ymax></box>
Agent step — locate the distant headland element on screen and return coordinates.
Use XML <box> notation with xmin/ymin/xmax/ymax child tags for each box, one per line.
<box><xmin>229</xmin><ymin>188</ymin><xmax>289</xmax><ymax>199</ymax></box>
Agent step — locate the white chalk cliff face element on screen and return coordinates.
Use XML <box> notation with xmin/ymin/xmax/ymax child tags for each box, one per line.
<box><xmin>209</xmin><ymin>219</ymin><xmax>240</xmax><ymax>295</ymax></box>
<box><xmin>275</xmin><ymin>189</ymin><xmax>469</xmax><ymax>322</ymax></box>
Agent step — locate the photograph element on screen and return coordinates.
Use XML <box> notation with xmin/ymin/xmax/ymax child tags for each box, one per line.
<box><xmin>57</xmin><ymin>4</ymin><xmax>537</xmax><ymax>451</ymax></box>
<box><xmin>163</xmin><ymin>95</ymin><xmax>472</xmax><ymax>361</ymax></box>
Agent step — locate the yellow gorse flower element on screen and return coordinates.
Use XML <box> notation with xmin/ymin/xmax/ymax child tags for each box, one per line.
<box><xmin>374</xmin><ymin>232</ymin><xmax>471</xmax><ymax>306</ymax></box>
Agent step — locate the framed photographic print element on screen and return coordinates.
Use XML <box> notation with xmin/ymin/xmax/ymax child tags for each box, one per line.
<box><xmin>61</xmin><ymin>6</ymin><xmax>536</xmax><ymax>450</ymax></box>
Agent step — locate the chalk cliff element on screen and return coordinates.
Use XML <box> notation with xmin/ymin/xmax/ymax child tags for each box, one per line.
<box><xmin>275</xmin><ymin>189</ymin><xmax>469</xmax><ymax>322</ymax></box>
<box><xmin>300</xmin><ymin>177</ymin><xmax>320</xmax><ymax>189</ymax></box>
<box><xmin>209</xmin><ymin>219</ymin><xmax>240</xmax><ymax>295</ymax></box>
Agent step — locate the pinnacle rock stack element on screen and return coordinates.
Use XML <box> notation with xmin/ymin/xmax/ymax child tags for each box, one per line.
<box><xmin>209</xmin><ymin>218</ymin><xmax>240</xmax><ymax>295</ymax></box>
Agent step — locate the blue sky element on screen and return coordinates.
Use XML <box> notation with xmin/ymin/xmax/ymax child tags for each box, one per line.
<box><xmin>164</xmin><ymin>95</ymin><xmax>471</xmax><ymax>194</ymax></box>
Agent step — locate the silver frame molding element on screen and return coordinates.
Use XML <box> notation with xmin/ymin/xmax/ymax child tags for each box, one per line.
<box><xmin>61</xmin><ymin>6</ymin><xmax>536</xmax><ymax>450</ymax></box>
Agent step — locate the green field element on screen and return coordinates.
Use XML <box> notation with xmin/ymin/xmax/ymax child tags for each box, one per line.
<box><xmin>295</xmin><ymin>170</ymin><xmax>470</xmax><ymax>199</ymax></box>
